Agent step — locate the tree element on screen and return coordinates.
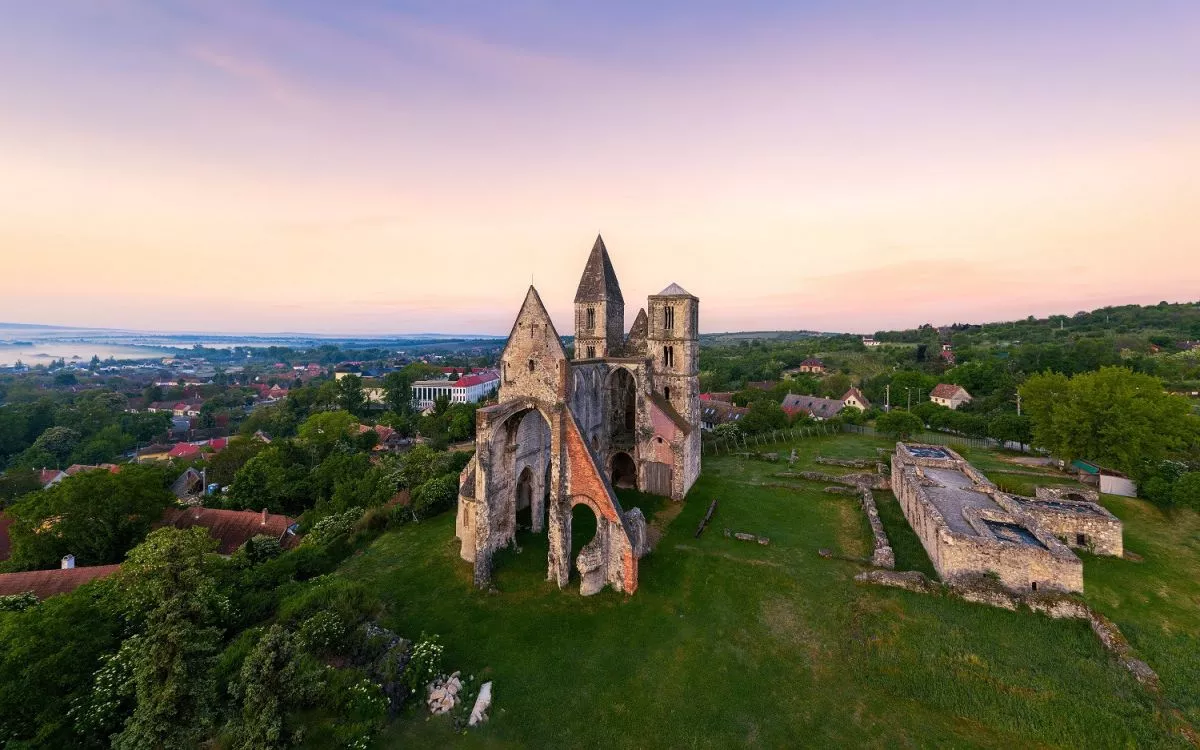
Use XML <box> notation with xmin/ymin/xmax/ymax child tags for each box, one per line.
<box><xmin>738</xmin><ymin>400</ymin><xmax>788</xmax><ymax>434</ymax></box>
<box><xmin>230</xmin><ymin>625</ymin><xmax>318</xmax><ymax>750</ymax></box>
<box><xmin>337</xmin><ymin>375</ymin><xmax>367</xmax><ymax>417</ymax></box>
<box><xmin>1020</xmin><ymin>367</ymin><xmax>1197</xmax><ymax>474</ymax></box>
<box><xmin>28</xmin><ymin>426</ymin><xmax>82</xmax><ymax>466</ymax></box>
<box><xmin>1173</xmin><ymin>473</ymin><xmax>1200</xmax><ymax>511</ymax></box>
<box><xmin>987</xmin><ymin>412</ymin><xmax>1032</xmax><ymax>448</ymax></box>
<box><xmin>876</xmin><ymin>411</ymin><xmax>924</xmax><ymax>440</ymax></box>
<box><xmin>113</xmin><ymin>528</ymin><xmax>226</xmax><ymax>750</ymax></box>
<box><xmin>0</xmin><ymin>584</ymin><xmax>122</xmax><ymax>746</ymax></box>
<box><xmin>5</xmin><ymin>464</ymin><xmax>174</xmax><ymax>570</ymax></box>
<box><xmin>205</xmin><ymin>437</ymin><xmax>265</xmax><ymax>487</ymax></box>
<box><xmin>298</xmin><ymin>411</ymin><xmax>359</xmax><ymax>459</ymax></box>
<box><xmin>382</xmin><ymin>372</ymin><xmax>413</xmax><ymax>414</ymax></box>
<box><xmin>226</xmin><ymin>442</ymin><xmax>314</xmax><ymax>516</ymax></box>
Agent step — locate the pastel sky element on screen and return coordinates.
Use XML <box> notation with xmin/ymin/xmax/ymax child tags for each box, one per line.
<box><xmin>1</xmin><ymin>1</ymin><xmax>1198</xmax><ymax>336</ymax></box>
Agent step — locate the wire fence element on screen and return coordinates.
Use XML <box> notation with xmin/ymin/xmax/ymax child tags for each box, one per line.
<box><xmin>702</xmin><ymin>422</ymin><xmax>1031</xmax><ymax>456</ymax></box>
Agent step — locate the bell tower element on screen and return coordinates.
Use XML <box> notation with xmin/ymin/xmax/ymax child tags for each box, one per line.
<box><xmin>646</xmin><ymin>283</ymin><xmax>699</xmax><ymax>424</ymax></box>
<box><xmin>573</xmin><ymin>235</ymin><xmax>625</xmax><ymax>359</ymax></box>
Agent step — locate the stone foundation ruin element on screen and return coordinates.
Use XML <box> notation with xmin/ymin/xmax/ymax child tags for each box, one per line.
<box><xmin>890</xmin><ymin>443</ymin><xmax>1123</xmax><ymax>594</ymax></box>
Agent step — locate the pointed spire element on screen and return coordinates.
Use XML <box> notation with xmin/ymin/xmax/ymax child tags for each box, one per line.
<box><xmin>574</xmin><ymin>234</ymin><xmax>624</xmax><ymax>304</ymax></box>
<box><xmin>625</xmin><ymin>308</ymin><xmax>648</xmax><ymax>355</ymax></box>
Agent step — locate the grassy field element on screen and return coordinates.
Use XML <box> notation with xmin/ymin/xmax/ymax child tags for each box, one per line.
<box><xmin>336</xmin><ymin>435</ymin><xmax>1199</xmax><ymax>748</ymax></box>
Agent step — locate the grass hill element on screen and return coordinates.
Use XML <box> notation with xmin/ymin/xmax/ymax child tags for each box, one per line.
<box><xmin>334</xmin><ymin>435</ymin><xmax>1199</xmax><ymax>747</ymax></box>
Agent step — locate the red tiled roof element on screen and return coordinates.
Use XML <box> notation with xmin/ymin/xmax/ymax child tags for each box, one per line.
<box><xmin>64</xmin><ymin>463</ymin><xmax>120</xmax><ymax>476</ymax></box>
<box><xmin>0</xmin><ymin>564</ymin><xmax>120</xmax><ymax>599</ymax></box>
<box><xmin>39</xmin><ymin>469</ymin><xmax>65</xmax><ymax>486</ymax></box>
<box><xmin>454</xmin><ymin>372</ymin><xmax>499</xmax><ymax>388</ymax></box>
<box><xmin>157</xmin><ymin>506</ymin><xmax>300</xmax><ymax>555</ymax></box>
<box><xmin>168</xmin><ymin>443</ymin><xmax>202</xmax><ymax>459</ymax></box>
<box><xmin>930</xmin><ymin>383</ymin><xmax>967</xmax><ymax>399</ymax></box>
<box><xmin>207</xmin><ymin>438</ymin><xmax>229</xmax><ymax>452</ymax></box>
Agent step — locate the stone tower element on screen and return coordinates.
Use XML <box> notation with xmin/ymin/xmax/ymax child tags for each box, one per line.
<box><xmin>647</xmin><ymin>284</ymin><xmax>699</xmax><ymax>421</ymax></box>
<box><xmin>647</xmin><ymin>283</ymin><xmax>702</xmax><ymax>496</ymax></box>
<box><xmin>573</xmin><ymin>234</ymin><xmax>625</xmax><ymax>359</ymax></box>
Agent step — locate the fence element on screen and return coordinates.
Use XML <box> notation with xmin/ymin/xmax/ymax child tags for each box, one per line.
<box><xmin>702</xmin><ymin>422</ymin><xmax>1031</xmax><ymax>456</ymax></box>
<box><xmin>841</xmin><ymin>423</ymin><xmax>1030</xmax><ymax>453</ymax></box>
<box><xmin>702</xmin><ymin>423</ymin><xmax>840</xmax><ymax>456</ymax></box>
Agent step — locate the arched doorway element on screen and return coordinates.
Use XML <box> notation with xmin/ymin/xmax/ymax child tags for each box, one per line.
<box><xmin>515</xmin><ymin>466</ymin><xmax>534</xmax><ymax>530</ymax></box>
<box><xmin>569</xmin><ymin>501</ymin><xmax>601</xmax><ymax>590</ymax></box>
<box><xmin>611</xmin><ymin>451</ymin><xmax>637</xmax><ymax>489</ymax></box>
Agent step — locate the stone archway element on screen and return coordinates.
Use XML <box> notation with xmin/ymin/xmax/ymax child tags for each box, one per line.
<box><xmin>569</xmin><ymin>500</ymin><xmax>605</xmax><ymax>594</ymax></box>
<box><xmin>611</xmin><ymin>451</ymin><xmax>637</xmax><ymax>489</ymax></box>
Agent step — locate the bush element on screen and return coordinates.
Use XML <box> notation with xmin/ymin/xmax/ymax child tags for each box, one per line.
<box><xmin>404</xmin><ymin>633</ymin><xmax>445</xmax><ymax>693</ymax></box>
<box><xmin>875</xmin><ymin>411</ymin><xmax>924</xmax><ymax>439</ymax></box>
<box><xmin>302</xmin><ymin>508</ymin><xmax>364</xmax><ymax>547</ymax></box>
<box><xmin>410</xmin><ymin>474</ymin><xmax>458</xmax><ymax>520</ymax></box>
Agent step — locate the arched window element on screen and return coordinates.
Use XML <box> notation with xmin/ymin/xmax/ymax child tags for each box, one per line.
<box><xmin>586</xmin><ymin>307</ymin><xmax>595</xmax><ymax>331</ymax></box>
<box><xmin>664</xmin><ymin>386</ymin><xmax>671</xmax><ymax>400</ymax></box>
<box><xmin>664</xmin><ymin>305</ymin><xmax>675</xmax><ymax>331</ymax></box>
<box><xmin>586</xmin><ymin>345</ymin><xmax>595</xmax><ymax>359</ymax></box>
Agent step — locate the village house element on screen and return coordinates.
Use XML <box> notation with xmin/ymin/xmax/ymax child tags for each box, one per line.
<box><xmin>781</xmin><ymin>393</ymin><xmax>846</xmax><ymax>420</ymax></box>
<box><xmin>700</xmin><ymin>399</ymin><xmax>749</xmax><ymax>431</ymax></box>
<box><xmin>930</xmin><ymin>383</ymin><xmax>972</xmax><ymax>410</ymax></box>
<box><xmin>862</xmin><ymin>336</ymin><xmax>881</xmax><ymax>348</ymax></box>
<box><xmin>787</xmin><ymin>358</ymin><xmax>826</xmax><ymax>375</ymax></box>
<box><xmin>0</xmin><ymin>558</ymin><xmax>121</xmax><ymax>600</ymax></box>
<box><xmin>157</xmin><ymin>506</ymin><xmax>301</xmax><ymax>555</ymax></box>
<box><xmin>842</xmin><ymin>387</ymin><xmax>871</xmax><ymax>411</ymax></box>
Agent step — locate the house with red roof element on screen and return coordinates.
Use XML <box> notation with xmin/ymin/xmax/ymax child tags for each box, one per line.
<box><xmin>157</xmin><ymin>506</ymin><xmax>301</xmax><ymax>555</ymax></box>
<box><xmin>930</xmin><ymin>383</ymin><xmax>972</xmax><ymax>410</ymax></box>
<box><xmin>0</xmin><ymin>561</ymin><xmax>121</xmax><ymax>600</ymax></box>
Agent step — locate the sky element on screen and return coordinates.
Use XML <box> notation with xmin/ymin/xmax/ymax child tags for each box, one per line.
<box><xmin>1</xmin><ymin>1</ymin><xmax>1198</xmax><ymax>336</ymax></box>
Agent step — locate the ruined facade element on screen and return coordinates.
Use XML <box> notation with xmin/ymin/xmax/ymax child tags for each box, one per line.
<box><xmin>455</xmin><ymin>236</ymin><xmax>700</xmax><ymax>595</ymax></box>
<box><xmin>891</xmin><ymin>443</ymin><xmax>1085</xmax><ymax>593</ymax></box>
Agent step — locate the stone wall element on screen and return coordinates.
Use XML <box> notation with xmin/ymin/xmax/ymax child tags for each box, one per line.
<box><xmin>891</xmin><ymin>444</ymin><xmax>1084</xmax><ymax>594</ymax></box>
<box><xmin>859</xmin><ymin>489</ymin><xmax>895</xmax><ymax>569</ymax></box>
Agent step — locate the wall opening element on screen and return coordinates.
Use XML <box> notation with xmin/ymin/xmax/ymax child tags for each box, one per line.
<box><xmin>612</xmin><ymin>451</ymin><xmax>637</xmax><ymax>489</ymax></box>
<box><xmin>569</xmin><ymin>502</ymin><xmax>600</xmax><ymax>581</ymax></box>
<box><xmin>1076</xmin><ymin>533</ymin><xmax>1087</xmax><ymax>546</ymax></box>
<box><xmin>608</xmin><ymin>367</ymin><xmax>637</xmax><ymax>448</ymax></box>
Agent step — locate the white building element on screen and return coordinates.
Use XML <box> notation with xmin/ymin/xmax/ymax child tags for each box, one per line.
<box><xmin>411</xmin><ymin>371</ymin><xmax>500</xmax><ymax>409</ymax></box>
<box><xmin>930</xmin><ymin>383</ymin><xmax>972</xmax><ymax>410</ymax></box>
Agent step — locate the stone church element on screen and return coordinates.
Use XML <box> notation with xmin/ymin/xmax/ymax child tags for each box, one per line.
<box><xmin>455</xmin><ymin>235</ymin><xmax>700</xmax><ymax>596</ymax></box>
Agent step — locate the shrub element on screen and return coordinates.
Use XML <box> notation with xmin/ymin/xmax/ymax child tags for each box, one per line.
<box><xmin>302</xmin><ymin>508</ymin><xmax>364</xmax><ymax>547</ymax></box>
<box><xmin>404</xmin><ymin>632</ymin><xmax>445</xmax><ymax>693</ymax></box>
<box><xmin>410</xmin><ymin>475</ymin><xmax>458</xmax><ymax>520</ymax></box>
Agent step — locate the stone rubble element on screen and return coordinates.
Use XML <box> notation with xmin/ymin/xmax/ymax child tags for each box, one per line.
<box><xmin>468</xmin><ymin>681</ymin><xmax>493</xmax><ymax>726</ymax></box>
<box><xmin>426</xmin><ymin>671</ymin><xmax>462</xmax><ymax>715</ymax></box>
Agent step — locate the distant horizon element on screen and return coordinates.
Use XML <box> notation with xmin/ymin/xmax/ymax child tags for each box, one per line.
<box><xmin>3</xmin><ymin>4</ymin><xmax>1199</xmax><ymax>335</ymax></box>
<box><xmin>3</xmin><ymin>294</ymin><xmax>1196</xmax><ymax>342</ymax></box>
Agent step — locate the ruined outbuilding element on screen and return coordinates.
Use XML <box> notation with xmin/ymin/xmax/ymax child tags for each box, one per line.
<box><xmin>456</xmin><ymin>235</ymin><xmax>700</xmax><ymax>595</ymax></box>
<box><xmin>891</xmin><ymin>443</ymin><xmax>1086</xmax><ymax>593</ymax></box>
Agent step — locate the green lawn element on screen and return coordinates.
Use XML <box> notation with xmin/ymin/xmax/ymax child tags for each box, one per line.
<box><xmin>336</xmin><ymin>435</ymin><xmax>1197</xmax><ymax>748</ymax></box>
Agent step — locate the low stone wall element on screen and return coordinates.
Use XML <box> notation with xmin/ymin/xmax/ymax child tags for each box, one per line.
<box><xmin>854</xmin><ymin>570</ymin><xmax>1160</xmax><ymax>690</ymax></box>
<box><xmin>815</xmin><ymin>456</ymin><xmax>877</xmax><ymax>469</ymax></box>
<box><xmin>792</xmin><ymin>470</ymin><xmax>891</xmax><ymax>491</ymax></box>
<box><xmin>859</xmin><ymin>489</ymin><xmax>894</xmax><ymax>569</ymax></box>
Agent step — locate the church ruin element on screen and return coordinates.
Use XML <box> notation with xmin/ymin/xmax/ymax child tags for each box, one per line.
<box><xmin>455</xmin><ymin>235</ymin><xmax>700</xmax><ymax>595</ymax></box>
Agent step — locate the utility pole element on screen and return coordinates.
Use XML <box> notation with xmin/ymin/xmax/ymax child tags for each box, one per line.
<box><xmin>885</xmin><ymin>384</ymin><xmax>891</xmax><ymax>412</ymax></box>
<box><xmin>1016</xmin><ymin>392</ymin><xmax>1022</xmax><ymax>416</ymax></box>
<box><xmin>906</xmin><ymin>387</ymin><xmax>912</xmax><ymax>410</ymax></box>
